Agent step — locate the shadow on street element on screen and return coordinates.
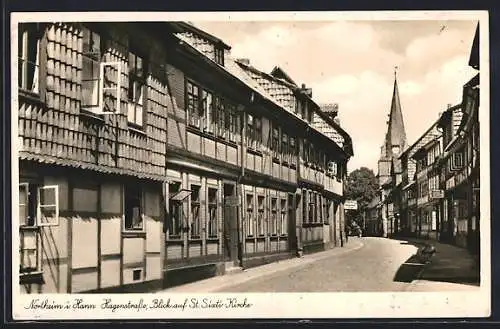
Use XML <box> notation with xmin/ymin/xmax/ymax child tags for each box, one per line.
<box><xmin>393</xmin><ymin>254</ymin><xmax>425</xmax><ymax>283</ymax></box>
<box><xmin>392</xmin><ymin>238</ymin><xmax>480</xmax><ymax>287</ymax></box>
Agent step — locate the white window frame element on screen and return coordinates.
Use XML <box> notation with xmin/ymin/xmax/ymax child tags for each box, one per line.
<box><xmin>19</xmin><ymin>183</ymin><xmax>30</xmax><ymax>227</ymax></box>
<box><xmin>98</xmin><ymin>61</ymin><xmax>121</xmax><ymax>114</ymax></box>
<box><xmin>18</xmin><ymin>25</ymin><xmax>40</xmax><ymax>94</ymax></box>
<box><xmin>36</xmin><ymin>185</ymin><xmax>59</xmax><ymax>227</ymax></box>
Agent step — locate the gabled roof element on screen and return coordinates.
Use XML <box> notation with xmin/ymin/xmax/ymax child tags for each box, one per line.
<box><xmin>469</xmin><ymin>23</ymin><xmax>479</xmax><ymax>70</ymax></box>
<box><xmin>270</xmin><ymin>66</ymin><xmax>298</xmax><ymax>86</ymax></box>
<box><xmin>168</xmin><ymin>21</ymin><xmax>232</xmax><ymax>50</ymax></box>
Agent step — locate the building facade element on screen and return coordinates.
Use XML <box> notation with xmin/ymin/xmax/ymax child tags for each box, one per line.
<box><xmin>437</xmin><ymin>25</ymin><xmax>480</xmax><ymax>253</ymax></box>
<box><xmin>385</xmin><ymin>24</ymin><xmax>480</xmax><ymax>254</ymax></box>
<box><xmin>17</xmin><ymin>21</ymin><xmax>353</xmax><ymax>294</ymax></box>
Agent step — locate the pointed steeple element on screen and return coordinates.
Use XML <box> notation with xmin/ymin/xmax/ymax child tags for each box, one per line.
<box><xmin>384</xmin><ymin>66</ymin><xmax>407</xmax><ymax>157</ymax></box>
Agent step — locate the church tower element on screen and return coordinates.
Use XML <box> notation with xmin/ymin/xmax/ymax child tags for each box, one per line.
<box><xmin>377</xmin><ymin>67</ymin><xmax>408</xmax><ymax>237</ymax></box>
<box><xmin>378</xmin><ymin>67</ymin><xmax>407</xmax><ymax>185</ymax></box>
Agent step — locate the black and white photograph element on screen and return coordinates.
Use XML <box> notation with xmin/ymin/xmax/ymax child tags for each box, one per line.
<box><xmin>10</xmin><ymin>10</ymin><xmax>490</xmax><ymax>319</ymax></box>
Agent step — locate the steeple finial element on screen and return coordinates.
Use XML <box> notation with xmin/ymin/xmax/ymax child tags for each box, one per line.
<box><xmin>394</xmin><ymin>65</ymin><xmax>398</xmax><ymax>79</ymax></box>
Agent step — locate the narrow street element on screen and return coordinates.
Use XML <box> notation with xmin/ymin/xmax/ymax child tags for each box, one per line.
<box><xmin>218</xmin><ymin>237</ymin><xmax>419</xmax><ymax>292</ymax></box>
<box><xmin>162</xmin><ymin>237</ymin><xmax>481</xmax><ymax>293</ymax></box>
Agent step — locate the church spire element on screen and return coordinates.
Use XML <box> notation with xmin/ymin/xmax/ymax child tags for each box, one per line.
<box><xmin>384</xmin><ymin>66</ymin><xmax>407</xmax><ymax>157</ymax></box>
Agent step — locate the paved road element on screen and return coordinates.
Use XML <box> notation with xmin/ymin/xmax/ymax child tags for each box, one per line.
<box><xmin>217</xmin><ymin>237</ymin><xmax>422</xmax><ymax>292</ymax></box>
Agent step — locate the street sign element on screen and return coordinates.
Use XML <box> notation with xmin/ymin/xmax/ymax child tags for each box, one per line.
<box><xmin>430</xmin><ymin>190</ymin><xmax>444</xmax><ymax>199</ymax></box>
<box><xmin>344</xmin><ymin>200</ymin><xmax>358</xmax><ymax>210</ymax></box>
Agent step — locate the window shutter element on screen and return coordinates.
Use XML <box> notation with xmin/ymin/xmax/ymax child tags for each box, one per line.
<box><xmin>37</xmin><ymin>185</ymin><xmax>59</xmax><ymax>226</ymax></box>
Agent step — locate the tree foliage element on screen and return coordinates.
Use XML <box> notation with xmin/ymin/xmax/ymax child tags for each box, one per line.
<box><xmin>344</xmin><ymin>167</ymin><xmax>379</xmax><ymax>227</ymax></box>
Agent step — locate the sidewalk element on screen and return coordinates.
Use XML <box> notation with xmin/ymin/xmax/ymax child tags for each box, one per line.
<box><xmin>157</xmin><ymin>238</ymin><xmax>365</xmax><ymax>293</ymax></box>
<box><xmin>402</xmin><ymin>238</ymin><xmax>480</xmax><ymax>288</ymax></box>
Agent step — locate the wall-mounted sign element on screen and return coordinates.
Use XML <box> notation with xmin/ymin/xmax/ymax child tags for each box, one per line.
<box><xmin>344</xmin><ymin>200</ymin><xmax>358</xmax><ymax>210</ymax></box>
<box><xmin>430</xmin><ymin>189</ymin><xmax>444</xmax><ymax>199</ymax></box>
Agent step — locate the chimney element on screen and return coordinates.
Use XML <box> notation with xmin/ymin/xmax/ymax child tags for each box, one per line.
<box><xmin>237</xmin><ymin>58</ymin><xmax>250</xmax><ymax>66</ymax></box>
<box><xmin>301</xmin><ymin>83</ymin><xmax>312</xmax><ymax>98</ymax></box>
<box><xmin>447</xmin><ymin>103</ymin><xmax>452</xmax><ymax>109</ymax></box>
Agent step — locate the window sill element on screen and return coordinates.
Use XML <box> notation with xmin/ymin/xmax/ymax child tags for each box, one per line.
<box><xmin>189</xmin><ymin>237</ymin><xmax>202</xmax><ymax>242</ymax></box>
<box><xmin>19</xmin><ymin>89</ymin><xmax>42</xmax><ymax>105</ymax></box>
<box><xmin>128</xmin><ymin>125</ymin><xmax>147</xmax><ymax>136</ymax></box>
<box><xmin>188</xmin><ymin>126</ymin><xmax>238</xmax><ymax>148</ymax></box>
<box><xmin>20</xmin><ymin>271</ymin><xmax>44</xmax><ymax>284</ymax></box>
<box><xmin>166</xmin><ymin>237</ymin><xmax>183</xmax><ymax>244</ymax></box>
<box><xmin>302</xmin><ymin>222</ymin><xmax>324</xmax><ymax>228</ymax></box>
<box><xmin>80</xmin><ymin>109</ymin><xmax>105</xmax><ymax>123</ymax></box>
<box><xmin>247</xmin><ymin>148</ymin><xmax>263</xmax><ymax>156</ymax></box>
<box><xmin>122</xmin><ymin>230</ymin><xmax>146</xmax><ymax>238</ymax></box>
<box><xmin>19</xmin><ymin>225</ymin><xmax>39</xmax><ymax>231</ymax></box>
<box><xmin>206</xmin><ymin>237</ymin><xmax>219</xmax><ymax>242</ymax></box>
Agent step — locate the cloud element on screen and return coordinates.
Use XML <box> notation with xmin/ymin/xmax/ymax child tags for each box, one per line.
<box><xmin>193</xmin><ymin>20</ymin><xmax>478</xmax><ymax>173</ymax></box>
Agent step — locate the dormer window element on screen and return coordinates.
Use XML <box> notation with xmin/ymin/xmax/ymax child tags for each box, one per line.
<box><xmin>214</xmin><ymin>46</ymin><xmax>224</xmax><ymax>66</ymax></box>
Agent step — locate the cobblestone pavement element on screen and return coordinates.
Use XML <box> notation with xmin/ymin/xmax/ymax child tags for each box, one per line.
<box><xmin>218</xmin><ymin>237</ymin><xmax>420</xmax><ymax>292</ymax></box>
<box><xmin>160</xmin><ymin>237</ymin><xmax>481</xmax><ymax>293</ymax></box>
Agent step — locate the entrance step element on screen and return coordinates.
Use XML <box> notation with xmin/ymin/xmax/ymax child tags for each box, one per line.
<box><xmin>225</xmin><ymin>261</ymin><xmax>243</xmax><ymax>275</ymax></box>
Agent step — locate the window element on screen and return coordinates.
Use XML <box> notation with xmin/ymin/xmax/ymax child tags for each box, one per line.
<box><xmin>231</xmin><ymin>109</ymin><xmax>240</xmax><ymax>142</ymax></box>
<box><xmin>257</xmin><ymin>196</ymin><xmax>265</xmax><ymax>236</ymax></box>
<box><xmin>19</xmin><ymin>183</ymin><xmax>60</xmax><ymax>228</ymax></box>
<box><xmin>168</xmin><ymin>182</ymin><xmax>182</xmax><ymax>238</ymax></box>
<box><xmin>280</xmin><ymin>199</ymin><xmax>287</xmax><ymax>235</ymax></box>
<box><xmin>18</xmin><ymin>23</ymin><xmax>41</xmax><ymax>94</ymax></box>
<box><xmin>125</xmin><ymin>184</ymin><xmax>143</xmax><ymax>231</ymax></box>
<box><xmin>289</xmin><ymin>137</ymin><xmax>296</xmax><ymax>164</ymax></box>
<box><xmin>37</xmin><ymin>186</ymin><xmax>59</xmax><ymax>226</ymax></box>
<box><xmin>271</xmin><ymin>198</ymin><xmax>278</xmax><ymax>236</ymax></box>
<box><xmin>216</xmin><ymin>97</ymin><xmax>226</xmax><ymax>138</ymax></box>
<box><xmin>246</xmin><ymin>194</ymin><xmax>254</xmax><ymax>237</ymax></box>
<box><xmin>225</xmin><ymin>103</ymin><xmax>233</xmax><ymax>141</ymax></box>
<box><xmin>272</xmin><ymin>127</ymin><xmax>280</xmax><ymax>159</ymax></box>
<box><xmin>419</xmin><ymin>181</ymin><xmax>428</xmax><ymax>198</ymax></box>
<box><xmin>308</xmin><ymin>192</ymin><xmax>315</xmax><ymax>223</ymax></box>
<box><xmin>302</xmin><ymin>189</ymin><xmax>308</xmax><ymax>223</ymax></box>
<box><xmin>214</xmin><ymin>46</ymin><xmax>224</xmax><ymax>66</ymax></box>
<box><xmin>128</xmin><ymin>51</ymin><xmax>145</xmax><ymax>127</ymax></box>
<box><xmin>186</xmin><ymin>80</ymin><xmax>200</xmax><ymax>128</ymax></box>
<box><xmin>303</xmin><ymin>140</ymin><xmax>309</xmax><ymax>163</ymax></box>
<box><xmin>247</xmin><ymin>114</ymin><xmax>254</xmax><ymax>149</ymax></box>
<box><xmin>452</xmin><ymin>151</ymin><xmax>465</xmax><ymax>170</ymax></box>
<box><xmin>327</xmin><ymin>161</ymin><xmax>338</xmax><ymax>176</ymax></box>
<box><xmin>203</xmin><ymin>90</ymin><xmax>214</xmax><ymax>133</ymax></box>
<box><xmin>318</xmin><ymin>196</ymin><xmax>322</xmax><ymax>224</ymax></box>
<box><xmin>190</xmin><ymin>185</ymin><xmax>201</xmax><ymax>239</ymax></box>
<box><xmin>19</xmin><ymin>183</ymin><xmax>60</xmax><ymax>274</ymax></box>
<box><xmin>254</xmin><ymin>117</ymin><xmax>262</xmax><ymax>148</ymax></box>
<box><xmin>81</xmin><ymin>27</ymin><xmax>101</xmax><ymax>110</ymax></box>
<box><xmin>207</xmin><ymin>188</ymin><xmax>218</xmax><ymax>238</ymax></box>
<box><xmin>282</xmin><ymin>133</ymin><xmax>288</xmax><ymax>163</ymax></box>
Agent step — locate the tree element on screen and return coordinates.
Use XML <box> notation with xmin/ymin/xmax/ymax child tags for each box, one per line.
<box><xmin>344</xmin><ymin>167</ymin><xmax>379</xmax><ymax>229</ymax></box>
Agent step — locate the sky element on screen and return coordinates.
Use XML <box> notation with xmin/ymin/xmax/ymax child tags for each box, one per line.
<box><xmin>193</xmin><ymin>19</ymin><xmax>478</xmax><ymax>173</ymax></box>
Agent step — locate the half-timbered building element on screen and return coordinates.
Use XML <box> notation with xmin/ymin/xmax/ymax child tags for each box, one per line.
<box><xmin>17</xmin><ymin>21</ymin><xmax>354</xmax><ymax>293</ymax></box>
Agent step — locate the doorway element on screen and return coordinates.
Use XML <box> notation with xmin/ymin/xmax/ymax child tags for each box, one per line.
<box><xmin>223</xmin><ymin>183</ymin><xmax>239</xmax><ymax>263</ymax></box>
